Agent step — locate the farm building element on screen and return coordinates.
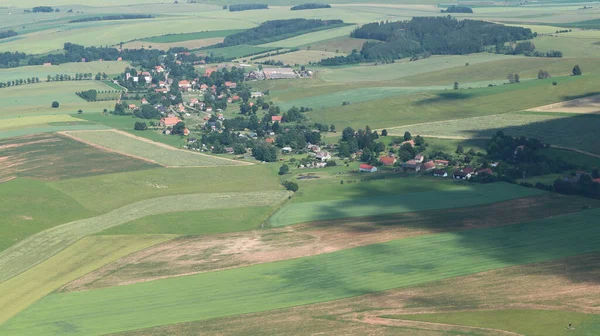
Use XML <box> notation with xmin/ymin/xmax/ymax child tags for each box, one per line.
<box><xmin>251</xmin><ymin>91</ymin><xmax>264</xmax><ymax>98</ymax></box>
<box><xmin>189</xmin><ymin>98</ymin><xmax>199</xmax><ymax>106</ymax></box>
<box><xmin>141</xmin><ymin>98</ymin><xmax>148</xmax><ymax>105</ymax></box>
<box><xmin>315</xmin><ymin>151</ymin><xmax>331</xmax><ymax>162</ymax></box>
<box><xmin>414</xmin><ymin>154</ymin><xmax>424</xmax><ymax>163</ymax></box>
<box><xmin>433</xmin><ymin>169</ymin><xmax>448</xmax><ymax>177</ymax></box>
<box><xmin>179</xmin><ymin>80</ymin><xmax>192</xmax><ymax>90</ymax></box>
<box><xmin>379</xmin><ymin>156</ymin><xmax>396</xmax><ymax>166</ymax></box>
<box><xmin>453</xmin><ymin>169</ymin><xmax>472</xmax><ymax>180</ymax></box>
<box><xmin>265</xmin><ymin>138</ymin><xmax>275</xmax><ymax>144</ymax></box>
<box><xmin>434</xmin><ymin>160</ymin><xmax>449</xmax><ymax>166</ymax></box>
<box><xmin>476</xmin><ymin>168</ymin><xmax>493</xmax><ymax>175</ymax></box>
<box><xmin>359</xmin><ymin>164</ymin><xmax>377</xmax><ymax>173</ymax></box>
<box><xmin>155</xmin><ymin>65</ymin><xmax>164</xmax><ymax>73</ymax></box>
<box><xmin>263</xmin><ymin>68</ymin><xmax>297</xmax><ymax>80</ymax></box>
<box><xmin>128</xmin><ymin>104</ymin><xmax>137</xmax><ymax>110</ymax></box>
<box><xmin>403</xmin><ymin>160</ymin><xmax>421</xmax><ymax>172</ymax></box>
<box><xmin>224</xmin><ymin>81</ymin><xmax>237</xmax><ymax>89</ymax></box>
<box><xmin>272</xmin><ymin>116</ymin><xmax>283</xmax><ymax>122</ymax></box>
<box><xmin>160</xmin><ymin>117</ymin><xmax>181</xmax><ymax>127</ymax></box>
<box><xmin>423</xmin><ymin>161</ymin><xmax>436</xmax><ymax>171</ymax></box>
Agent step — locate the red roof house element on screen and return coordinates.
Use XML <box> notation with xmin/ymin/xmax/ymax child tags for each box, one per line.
<box><xmin>160</xmin><ymin>117</ymin><xmax>181</xmax><ymax>127</ymax></box>
<box><xmin>359</xmin><ymin>164</ymin><xmax>377</xmax><ymax>173</ymax></box>
<box><xmin>423</xmin><ymin>160</ymin><xmax>436</xmax><ymax>171</ymax></box>
<box><xmin>434</xmin><ymin>160</ymin><xmax>449</xmax><ymax>166</ymax></box>
<box><xmin>265</xmin><ymin>138</ymin><xmax>275</xmax><ymax>143</ymax></box>
<box><xmin>271</xmin><ymin>116</ymin><xmax>283</xmax><ymax>122</ymax></box>
<box><xmin>379</xmin><ymin>156</ymin><xmax>396</xmax><ymax>166</ymax></box>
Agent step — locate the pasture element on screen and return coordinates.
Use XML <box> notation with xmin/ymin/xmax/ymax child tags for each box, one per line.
<box><xmin>0</xmin><ymin>190</ymin><xmax>290</xmax><ymax>284</ymax></box>
<box><xmin>0</xmin><ymin>115</ymin><xmax>78</xmax><ymax>131</ymax></box>
<box><xmin>3</xmin><ymin>208</ymin><xmax>600</xmax><ymax>336</ymax></box>
<box><xmin>64</xmin><ymin>130</ymin><xmax>247</xmax><ymax>167</ymax></box>
<box><xmin>199</xmin><ymin>45</ymin><xmax>280</xmax><ymax>60</ymax></box>
<box><xmin>122</xmin><ymin>38</ymin><xmax>225</xmax><ymax>51</ymax></box>
<box><xmin>0</xmin><ymin>133</ymin><xmax>158</xmax><ymax>181</ymax></box>
<box><xmin>139</xmin><ymin>30</ymin><xmax>243</xmax><ymax>43</ymax></box>
<box><xmin>270</xmin><ymin>182</ymin><xmax>543</xmax><ymax>226</ymax></box>
<box><xmin>260</xmin><ymin>50</ymin><xmax>342</xmax><ymax>65</ymax></box>
<box><xmin>260</xmin><ymin>25</ymin><xmax>358</xmax><ymax>49</ymax></box>
<box><xmin>0</xmin><ymin>81</ymin><xmax>116</xmax><ymax>117</ymax></box>
<box><xmin>0</xmin><ymin>61</ymin><xmax>129</xmax><ymax>82</ymax></box>
<box><xmin>0</xmin><ymin>235</ymin><xmax>172</xmax><ymax>324</ymax></box>
<box><xmin>300</xmin><ymin>36</ymin><xmax>371</xmax><ymax>53</ymax></box>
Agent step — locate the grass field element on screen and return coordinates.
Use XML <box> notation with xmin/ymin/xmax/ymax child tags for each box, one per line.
<box><xmin>199</xmin><ymin>45</ymin><xmax>280</xmax><ymax>59</ymax></box>
<box><xmin>0</xmin><ymin>190</ymin><xmax>289</xmax><ymax>284</ymax></box>
<box><xmin>260</xmin><ymin>25</ymin><xmax>358</xmax><ymax>49</ymax></box>
<box><xmin>122</xmin><ymin>38</ymin><xmax>224</xmax><ymax>51</ymax></box>
<box><xmin>0</xmin><ymin>133</ymin><xmax>158</xmax><ymax>181</ymax></box>
<box><xmin>386</xmin><ymin>310</ymin><xmax>600</xmax><ymax>336</ymax></box>
<box><xmin>140</xmin><ymin>29</ymin><xmax>243</xmax><ymax>43</ymax></box>
<box><xmin>0</xmin><ymin>61</ymin><xmax>129</xmax><ymax>82</ymax></box>
<box><xmin>0</xmin><ymin>115</ymin><xmax>79</xmax><ymax>131</ymax></box>
<box><xmin>65</xmin><ymin>130</ymin><xmax>246</xmax><ymax>167</ymax></box>
<box><xmin>0</xmin><ymin>124</ymin><xmax>110</xmax><ymax>139</ymax></box>
<box><xmin>539</xmin><ymin>147</ymin><xmax>600</xmax><ymax>169</ymax></box>
<box><xmin>261</xmin><ymin>49</ymin><xmax>342</xmax><ymax>65</ymax></box>
<box><xmin>99</xmin><ymin>206</ymin><xmax>275</xmax><ymax>235</ymax></box>
<box><xmin>0</xmin><ymin>235</ymin><xmax>173</xmax><ymax>325</ymax></box>
<box><xmin>271</xmin><ymin>182</ymin><xmax>544</xmax><ymax>226</ymax></box>
<box><xmin>0</xmin><ymin>81</ymin><xmax>116</xmax><ymax>117</ymax></box>
<box><xmin>3</xmin><ymin>208</ymin><xmax>600</xmax><ymax>336</ymax></box>
<box><xmin>388</xmin><ymin>112</ymin><xmax>600</xmax><ymax>155</ymax></box>
<box><xmin>0</xmin><ymin>178</ymin><xmax>95</xmax><ymax>252</ymax></box>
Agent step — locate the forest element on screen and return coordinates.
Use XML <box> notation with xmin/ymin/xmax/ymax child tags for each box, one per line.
<box><xmin>291</xmin><ymin>3</ymin><xmax>331</xmax><ymax>10</ymax></box>
<box><xmin>31</xmin><ymin>6</ymin><xmax>54</xmax><ymax>13</ymax></box>
<box><xmin>441</xmin><ymin>6</ymin><xmax>473</xmax><ymax>13</ymax></box>
<box><xmin>218</xmin><ymin>19</ymin><xmax>346</xmax><ymax>46</ymax></box>
<box><xmin>229</xmin><ymin>4</ymin><xmax>268</xmax><ymax>12</ymax></box>
<box><xmin>321</xmin><ymin>17</ymin><xmax>534</xmax><ymax>65</ymax></box>
<box><xmin>69</xmin><ymin>15</ymin><xmax>154</xmax><ymax>23</ymax></box>
<box><xmin>0</xmin><ymin>30</ymin><xmax>18</xmax><ymax>40</ymax></box>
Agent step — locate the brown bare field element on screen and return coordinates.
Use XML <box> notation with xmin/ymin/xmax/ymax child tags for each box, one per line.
<box><xmin>121</xmin><ymin>38</ymin><xmax>224</xmax><ymax>51</ymax></box>
<box><xmin>528</xmin><ymin>93</ymin><xmax>600</xmax><ymax>113</ymax></box>
<box><xmin>62</xmin><ymin>193</ymin><xmax>600</xmax><ymax>292</ymax></box>
<box><xmin>0</xmin><ymin>133</ymin><xmax>158</xmax><ymax>181</ymax></box>
<box><xmin>111</xmin><ymin>252</ymin><xmax>600</xmax><ymax>336</ymax></box>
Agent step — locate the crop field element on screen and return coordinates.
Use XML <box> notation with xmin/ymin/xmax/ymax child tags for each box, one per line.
<box><xmin>0</xmin><ymin>133</ymin><xmax>158</xmax><ymax>181</ymax></box>
<box><xmin>3</xmin><ymin>209</ymin><xmax>600</xmax><ymax>335</ymax></box>
<box><xmin>0</xmin><ymin>81</ymin><xmax>116</xmax><ymax>117</ymax></box>
<box><xmin>271</xmin><ymin>183</ymin><xmax>543</xmax><ymax>226</ymax></box>
<box><xmin>260</xmin><ymin>25</ymin><xmax>358</xmax><ymax>49</ymax></box>
<box><xmin>64</xmin><ymin>130</ymin><xmax>247</xmax><ymax>167</ymax></box>
<box><xmin>388</xmin><ymin>112</ymin><xmax>600</xmax><ymax>155</ymax></box>
<box><xmin>0</xmin><ymin>190</ymin><xmax>290</xmax><ymax>284</ymax></box>
<box><xmin>0</xmin><ymin>235</ymin><xmax>173</xmax><ymax>324</ymax></box>
<box><xmin>261</xmin><ymin>50</ymin><xmax>343</xmax><ymax>65</ymax></box>
<box><xmin>386</xmin><ymin>310</ymin><xmax>600</xmax><ymax>336</ymax></box>
<box><xmin>0</xmin><ymin>61</ymin><xmax>129</xmax><ymax>82</ymax></box>
<box><xmin>139</xmin><ymin>30</ymin><xmax>243</xmax><ymax>43</ymax></box>
<box><xmin>199</xmin><ymin>45</ymin><xmax>280</xmax><ymax>59</ymax></box>
<box><xmin>0</xmin><ymin>115</ymin><xmax>78</xmax><ymax>131</ymax></box>
<box><xmin>0</xmin><ymin>124</ymin><xmax>110</xmax><ymax>140</ymax></box>
<box><xmin>122</xmin><ymin>38</ymin><xmax>225</xmax><ymax>51</ymax></box>
<box><xmin>302</xmin><ymin>36</ymin><xmax>371</xmax><ymax>53</ymax></box>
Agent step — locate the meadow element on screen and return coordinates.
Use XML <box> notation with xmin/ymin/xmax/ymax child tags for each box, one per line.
<box><xmin>140</xmin><ymin>30</ymin><xmax>243</xmax><ymax>43</ymax></box>
<box><xmin>260</xmin><ymin>50</ymin><xmax>342</xmax><ymax>66</ymax></box>
<box><xmin>0</xmin><ymin>61</ymin><xmax>128</xmax><ymax>82</ymax></box>
<box><xmin>65</xmin><ymin>130</ymin><xmax>246</xmax><ymax>167</ymax></box>
<box><xmin>199</xmin><ymin>45</ymin><xmax>280</xmax><ymax>59</ymax></box>
<box><xmin>270</xmin><ymin>182</ymin><xmax>544</xmax><ymax>226</ymax></box>
<box><xmin>0</xmin><ymin>190</ymin><xmax>290</xmax><ymax>283</ymax></box>
<box><xmin>3</xmin><ymin>208</ymin><xmax>600</xmax><ymax>336</ymax></box>
<box><xmin>0</xmin><ymin>235</ymin><xmax>173</xmax><ymax>324</ymax></box>
<box><xmin>260</xmin><ymin>24</ymin><xmax>358</xmax><ymax>49</ymax></box>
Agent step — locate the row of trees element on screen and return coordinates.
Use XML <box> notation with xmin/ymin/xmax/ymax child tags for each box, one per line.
<box><xmin>229</xmin><ymin>4</ymin><xmax>268</xmax><ymax>11</ymax></box>
<box><xmin>441</xmin><ymin>5</ymin><xmax>473</xmax><ymax>13</ymax></box>
<box><xmin>0</xmin><ymin>77</ymin><xmax>40</xmax><ymax>88</ymax></box>
<box><xmin>291</xmin><ymin>3</ymin><xmax>331</xmax><ymax>10</ymax></box>
<box><xmin>69</xmin><ymin>14</ymin><xmax>154</xmax><ymax>23</ymax></box>
<box><xmin>0</xmin><ymin>30</ymin><xmax>17</xmax><ymax>40</ymax></box>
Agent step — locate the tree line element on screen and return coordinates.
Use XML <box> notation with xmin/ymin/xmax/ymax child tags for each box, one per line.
<box><xmin>321</xmin><ymin>17</ymin><xmax>534</xmax><ymax>65</ymax></box>
<box><xmin>0</xmin><ymin>77</ymin><xmax>40</xmax><ymax>88</ymax></box>
<box><xmin>69</xmin><ymin>14</ymin><xmax>154</xmax><ymax>23</ymax></box>
<box><xmin>229</xmin><ymin>4</ymin><xmax>268</xmax><ymax>12</ymax></box>
<box><xmin>0</xmin><ymin>30</ymin><xmax>17</xmax><ymax>40</ymax></box>
<box><xmin>31</xmin><ymin>6</ymin><xmax>54</xmax><ymax>13</ymax></box>
<box><xmin>441</xmin><ymin>5</ymin><xmax>473</xmax><ymax>13</ymax></box>
<box><xmin>291</xmin><ymin>3</ymin><xmax>331</xmax><ymax>10</ymax></box>
<box><xmin>218</xmin><ymin>19</ymin><xmax>345</xmax><ymax>47</ymax></box>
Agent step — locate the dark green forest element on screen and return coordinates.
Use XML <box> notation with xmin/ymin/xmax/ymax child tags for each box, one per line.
<box><xmin>229</xmin><ymin>4</ymin><xmax>268</xmax><ymax>12</ymax></box>
<box><xmin>291</xmin><ymin>3</ymin><xmax>331</xmax><ymax>10</ymax></box>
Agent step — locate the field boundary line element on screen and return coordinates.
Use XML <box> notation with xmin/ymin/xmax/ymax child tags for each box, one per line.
<box><xmin>58</xmin><ymin>131</ymin><xmax>166</xmax><ymax>167</ymax></box>
<box><xmin>549</xmin><ymin>145</ymin><xmax>600</xmax><ymax>159</ymax></box>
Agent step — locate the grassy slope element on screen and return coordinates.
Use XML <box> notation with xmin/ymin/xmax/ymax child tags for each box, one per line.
<box><xmin>99</xmin><ymin>206</ymin><xmax>274</xmax><ymax>235</ymax></box>
<box><xmin>0</xmin><ymin>235</ymin><xmax>173</xmax><ymax>325</ymax></box>
<box><xmin>387</xmin><ymin>310</ymin><xmax>600</xmax><ymax>336</ymax></box>
<box><xmin>65</xmin><ymin>130</ymin><xmax>244</xmax><ymax>167</ymax></box>
<box><xmin>4</xmin><ymin>208</ymin><xmax>600</xmax><ymax>336</ymax></box>
<box><xmin>260</xmin><ymin>25</ymin><xmax>358</xmax><ymax>48</ymax></box>
<box><xmin>0</xmin><ymin>61</ymin><xmax>129</xmax><ymax>82</ymax></box>
<box><xmin>271</xmin><ymin>183</ymin><xmax>544</xmax><ymax>226</ymax></box>
<box><xmin>140</xmin><ymin>29</ymin><xmax>243</xmax><ymax>43</ymax></box>
<box><xmin>0</xmin><ymin>178</ymin><xmax>95</xmax><ymax>252</ymax></box>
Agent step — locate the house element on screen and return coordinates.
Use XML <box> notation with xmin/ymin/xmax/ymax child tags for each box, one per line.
<box><xmin>379</xmin><ymin>156</ymin><xmax>396</xmax><ymax>166</ymax></box>
<box><xmin>179</xmin><ymin>80</ymin><xmax>192</xmax><ymax>90</ymax></box>
<box><xmin>315</xmin><ymin>151</ymin><xmax>331</xmax><ymax>162</ymax></box>
<box><xmin>200</xmin><ymin>84</ymin><xmax>208</xmax><ymax>91</ymax></box>
<box><xmin>205</xmin><ymin>106</ymin><xmax>213</xmax><ymax>112</ymax></box>
<box><xmin>217</xmin><ymin>113</ymin><xmax>224</xmax><ymax>120</ymax></box>
<box><xmin>282</xmin><ymin>147</ymin><xmax>292</xmax><ymax>153</ymax></box>
<box><xmin>225</xmin><ymin>147</ymin><xmax>234</xmax><ymax>154</ymax></box>
<box><xmin>271</xmin><ymin>115</ymin><xmax>283</xmax><ymax>122</ymax></box>
<box><xmin>154</xmin><ymin>65</ymin><xmax>164</xmax><ymax>73</ymax></box>
<box><xmin>143</xmin><ymin>75</ymin><xmax>152</xmax><ymax>84</ymax></box>
<box><xmin>183</xmin><ymin>127</ymin><xmax>190</xmax><ymax>136</ymax></box>
<box><xmin>117</xmin><ymin>57</ymin><xmax>122</xmax><ymax>61</ymax></box>
<box><xmin>265</xmin><ymin>138</ymin><xmax>275</xmax><ymax>144</ymax></box>
<box><xmin>132</xmin><ymin>76</ymin><xmax>139</xmax><ymax>82</ymax></box>
<box><xmin>158</xmin><ymin>81</ymin><xmax>166</xmax><ymax>87</ymax></box>
<box><xmin>232</xmin><ymin>95</ymin><xmax>240</xmax><ymax>101</ymax></box>
<box><xmin>128</xmin><ymin>104</ymin><xmax>137</xmax><ymax>110</ymax></box>
<box><xmin>251</xmin><ymin>91</ymin><xmax>264</xmax><ymax>98</ymax></box>
<box><xmin>414</xmin><ymin>154</ymin><xmax>424</xmax><ymax>163</ymax></box>
<box><xmin>476</xmin><ymin>168</ymin><xmax>493</xmax><ymax>175</ymax></box>
<box><xmin>224</xmin><ymin>81</ymin><xmax>237</xmax><ymax>89</ymax></box>
<box><xmin>423</xmin><ymin>160</ymin><xmax>436</xmax><ymax>171</ymax></box>
<box><xmin>433</xmin><ymin>169</ymin><xmax>448</xmax><ymax>177</ymax></box>
<box><xmin>453</xmin><ymin>169</ymin><xmax>472</xmax><ymax>180</ymax></box>
<box><xmin>43</xmin><ymin>62</ymin><xmax>52</xmax><ymax>66</ymax></box>
<box><xmin>403</xmin><ymin>160</ymin><xmax>421</xmax><ymax>172</ymax></box>
<box><xmin>141</xmin><ymin>98</ymin><xmax>148</xmax><ymax>105</ymax></box>
<box><xmin>227</xmin><ymin>98</ymin><xmax>233</xmax><ymax>103</ymax></box>
<box><xmin>594</xmin><ymin>178</ymin><xmax>600</xmax><ymax>184</ymax></box>
<box><xmin>189</xmin><ymin>98</ymin><xmax>199</xmax><ymax>106</ymax></box>
<box><xmin>401</xmin><ymin>139</ymin><xmax>415</xmax><ymax>147</ymax></box>
<box><xmin>205</xmin><ymin>68</ymin><xmax>216</xmax><ymax>76</ymax></box>
<box><xmin>178</xmin><ymin>104</ymin><xmax>186</xmax><ymax>112</ymax></box>
<box><xmin>159</xmin><ymin>117</ymin><xmax>181</xmax><ymax>127</ymax></box>
<box><xmin>462</xmin><ymin>167</ymin><xmax>474</xmax><ymax>174</ymax></box>
<box><xmin>359</xmin><ymin>164</ymin><xmax>377</xmax><ymax>173</ymax></box>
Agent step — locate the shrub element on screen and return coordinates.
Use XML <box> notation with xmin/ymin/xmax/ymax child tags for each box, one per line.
<box><xmin>282</xmin><ymin>180</ymin><xmax>299</xmax><ymax>192</ymax></box>
<box><xmin>134</xmin><ymin>121</ymin><xmax>148</xmax><ymax>131</ymax></box>
<box><xmin>51</xmin><ymin>101</ymin><xmax>59</xmax><ymax>108</ymax></box>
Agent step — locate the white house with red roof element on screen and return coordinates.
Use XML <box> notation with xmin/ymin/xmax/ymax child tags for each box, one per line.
<box><xmin>359</xmin><ymin>164</ymin><xmax>377</xmax><ymax>173</ymax></box>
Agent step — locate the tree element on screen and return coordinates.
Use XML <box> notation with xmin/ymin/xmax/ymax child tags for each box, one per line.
<box><xmin>282</xmin><ymin>181</ymin><xmax>299</xmax><ymax>192</ymax></box>
<box><xmin>456</xmin><ymin>144</ymin><xmax>464</xmax><ymax>154</ymax></box>
<box><xmin>507</xmin><ymin>73</ymin><xmax>515</xmax><ymax>84</ymax></box>
<box><xmin>514</xmin><ymin>73</ymin><xmax>520</xmax><ymax>83</ymax></box>
<box><xmin>134</xmin><ymin>121</ymin><xmax>148</xmax><ymax>130</ymax></box>
<box><xmin>403</xmin><ymin>131</ymin><xmax>412</xmax><ymax>141</ymax></box>
<box><xmin>381</xmin><ymin>129</ymin><xmax>388</xmax><ymax>136</ymax></box>
<box><xmin>414</xmin><ymin>135</ymin><xmax>425</xmax><ymax>146</ymax></box>
<box><xmin>537</xmin><ymin>69</ymin><xmax>550</xmax><ymax>79</ymax></box>
<box><xmin>453</xmin><ymin>81</ymin><xmax>459</xmax><ymax>90</ymax></box>
<box><xmin>573</xmin><ymin>64</ymin><xmax>582</xmax><ymax>76</ymax></box>
<box><xmin>278</xmin><ymin>164</ymin><xmax>289</xmax><ymax>175</ymax></box>
<box><xmin>77</xmin><ymin>109</ymin><xmax>83</xmax><ymax>114</ymax></box>
<box><xmin>51</xmin><ymin>101</ymin><xmax>59</xmax><ymax>108</ymax></box>
<box><xmin>553</xmin><ymin>81</ymin><xmax>558</xmax><ymax>86</ymax></box>
<box><xmin>171</xmin><ymin>121</ymin><xmax>186</xmax><ymax>135</ymax></box>
<box><xmin>329</xmin><ymin>124</ymin><xmax>336</xmax><ymax>132</ymax></box>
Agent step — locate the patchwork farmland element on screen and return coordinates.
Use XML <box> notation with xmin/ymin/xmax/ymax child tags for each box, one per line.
<box><xmin>1</xmin><ymin>0</ymin><xmax>600</xmax><ymax>335</ymax></box>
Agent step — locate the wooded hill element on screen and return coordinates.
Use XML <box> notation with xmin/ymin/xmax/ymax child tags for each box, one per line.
<box><xmin>321</xmin><ymin>17</ymin><xmax>534</xmax><ymax>65</ymax></box>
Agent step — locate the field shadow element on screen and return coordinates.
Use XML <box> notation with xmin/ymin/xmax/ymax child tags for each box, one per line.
<box><xmin>414</xmin><ymin>91</ymin><xmax>475</xmax><ymax>105</ymax></box>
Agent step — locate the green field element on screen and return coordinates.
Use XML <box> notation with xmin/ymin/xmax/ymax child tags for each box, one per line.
<box><xmin>539</xmin><ymin>147</ymin><xmax>600</xmax><ymax>169</ymax></box>
<box><xmin>65</xmin><ymin>130</ymin><xmax>246</xmax><ymax>167</ymax></box>
<box><xmin>261</xmin><ymin>50</ymin><xmax>342</xmax><ymax>66</ymax></box>
<box><xmin>0</xmin><ymin>133</ymin><xmax>158</xmax><ymax>181</ymax></box>
<box><xmin>0</xmin><ymin>190</ymin><xmax>289</xmax><ymax>284</ymax></box>
<box><xmin>140</xmin><ymin>29</ymin><xmax>243</xmax><ymax>43</ymax></box>
<box><xmin>260</xmin><ymin>25</ymin><xmax>358</xmax><ymax>48</ymax></box>
<box><xmin>3</xmin><ymin>208</ymin><xmax>600</xmax><ymax>336</ymax></box>
<box><xmin>386</xmin><ymin>310</ymin><xmax>600</xmax><ymax>336</ymax></box>
<box><xmin>271</xmin><ymin>182</ymin><xmax>544</xmax><ymax>226</ymax></box>
<box><xmin>0</xmin><ymin>235</ymin><xmax>172</xmax><ymax>325</ymax></box>
<box><xmin>0</xmin><ymin>61</ymin><xmax>129</xmax><ymax>82</ymax></box>
<box><xmin>200</xmin><ymin>45</ymin><xmax>280</xmax><ymax>59</ymax></box>
<box><xmin>99</xmin><ymin>206</ymin><xmax>275</xmax><ymax>235</ymax></box>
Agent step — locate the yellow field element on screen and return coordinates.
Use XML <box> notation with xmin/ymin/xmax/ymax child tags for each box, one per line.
<box><xmin>0</xmin><ymin>234</ymin><xmax>173</xmax><ymax>324</ymax></box>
